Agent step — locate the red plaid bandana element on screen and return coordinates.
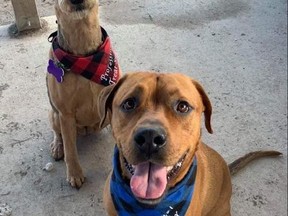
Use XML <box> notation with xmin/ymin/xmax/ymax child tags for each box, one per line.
<box><xmin>49</xmin><ymin>27</ymin><xmax>120</xmax><ymax>86</ymax></box>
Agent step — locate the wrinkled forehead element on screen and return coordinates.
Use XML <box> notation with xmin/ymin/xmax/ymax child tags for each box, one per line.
<box><xmin>114</xmin><ymin>72</ymin><xmax>203</xmax><ymax>107</ymax></box>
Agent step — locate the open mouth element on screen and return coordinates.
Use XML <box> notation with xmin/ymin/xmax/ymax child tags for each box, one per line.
<box><xmin>123</xmin><ymin>152</ymin><xmax>187</xmax><ymax>204</ymax></box>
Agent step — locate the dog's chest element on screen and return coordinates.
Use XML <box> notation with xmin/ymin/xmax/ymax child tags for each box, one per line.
<box><xmin>73</xmin><ymin>77</ymin><xmax>103</xmax><ymax>125</ymax></box>
<box><xmin>49</xmin><ymin>72</ymin><xmax>103</xmax><ymax>126</ymax></box>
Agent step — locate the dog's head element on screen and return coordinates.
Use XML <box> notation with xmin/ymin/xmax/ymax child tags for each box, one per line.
<box><xmin>99</xmin><ymin>72</ymin><xmax>212</xmax><ymax>205</ymax></box>
<box><xmin>55</xmin><ymin>0</ymin><xmax>98</xmax><ymax>19</ymax></box>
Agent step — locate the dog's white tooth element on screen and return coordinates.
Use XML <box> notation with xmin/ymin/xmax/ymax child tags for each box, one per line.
<box><xmin>167</xmin><ymin>166</ymin><xmax>173</xmax><ymax>172</ymax></box>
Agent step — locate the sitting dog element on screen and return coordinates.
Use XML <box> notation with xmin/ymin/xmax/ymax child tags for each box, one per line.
<box><xmin>98</xmin><ymin>72</ymin><xmax>281</xmax><ymax>216</ymax></box>
<box><xmin>46</xmin><ymin>0</ymin><xmax>120</xmax><ymax>188</ymax></box>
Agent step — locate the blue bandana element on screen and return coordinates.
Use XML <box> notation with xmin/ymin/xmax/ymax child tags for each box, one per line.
<box><xmin>110</xmin><ymin>147</ymin><xmax>197</xmax><ymax>216</ymax></box>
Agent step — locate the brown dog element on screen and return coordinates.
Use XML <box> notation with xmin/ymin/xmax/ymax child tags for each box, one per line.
<box><xmin>98</xmin><ymin>72</ymin><xmax>281</xmax><ymax>216</ymax></box>
<box><xmin>46</xmin><ymin>0</ymin><xmax>120</xmax><ymax>188</ymax></box>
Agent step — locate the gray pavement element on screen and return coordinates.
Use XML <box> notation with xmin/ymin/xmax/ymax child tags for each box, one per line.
<box><xmin>0</xmin><ymin>0</ymin><xmax>287</xmax><ymax>215</ymax></box>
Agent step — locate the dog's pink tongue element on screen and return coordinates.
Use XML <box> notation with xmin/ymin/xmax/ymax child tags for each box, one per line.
<box><xmin>130</xmin><ymin>162</ymin><xmax>167</xmax><ymax>199</ymax></box>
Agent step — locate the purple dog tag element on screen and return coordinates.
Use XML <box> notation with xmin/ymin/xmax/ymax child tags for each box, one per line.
<box><xmin>47</xmin><ymin>59</ymin><xmax>64</xmax><ymax>83</ymax></box>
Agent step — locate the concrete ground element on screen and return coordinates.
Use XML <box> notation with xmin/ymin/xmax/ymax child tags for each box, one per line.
<box><xmin>0</xmin><ymin>0</ymin><xmax>287</xmax><ymax>215</ymax></box>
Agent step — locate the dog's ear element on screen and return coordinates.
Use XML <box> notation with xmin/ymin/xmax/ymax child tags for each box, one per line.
<box><xmin>192</xmin><ymin>80</ymin><xmax>213</xmax><ymax>134</ymax></box>
<box><xmin>98</xmin><ymin>75</ymin><xmax>128</xmax><ymax>128</ymax></box>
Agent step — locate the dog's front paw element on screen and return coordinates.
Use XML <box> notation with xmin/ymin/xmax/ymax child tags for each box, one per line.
<box><xmin>66</xmin><ymin>166</ymin><xmax>85</xmax><ymax>188</ymax></box>
<box><xmin>50</xmin><ymin>138</ymin><xmax>64</xmax><ymax>161</ymax></box>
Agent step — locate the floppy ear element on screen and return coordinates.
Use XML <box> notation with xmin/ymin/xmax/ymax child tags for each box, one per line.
<box><xmin>98</xmin><ymin>75</ymin><xmax>128</xmax><ymax>128</ymax></box>
<box><xmin>192</xmin><ymin>80</ymin><xmax>213</xmax><ymax>134</ymax></box>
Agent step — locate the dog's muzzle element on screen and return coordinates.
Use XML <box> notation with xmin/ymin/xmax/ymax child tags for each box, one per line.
<box><xmin>70</xmin><ymin>0</ymin><xmax>84</xmax><ymax>5</ymax></box>
<box><xmin>133</xmin><ymin>126</ymin><xmax>167</xmax><ymax>158</ymax></box>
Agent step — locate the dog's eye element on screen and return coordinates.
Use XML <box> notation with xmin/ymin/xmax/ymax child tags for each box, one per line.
<box><xmin>175</xmin><ymin>101</ymin><xmax>192</xmax><ymax>114</ymax></box>
<box><xmin>121</xmin><ymin>98</ymin><xmax>137</xmax><ymax>112</ymax></box>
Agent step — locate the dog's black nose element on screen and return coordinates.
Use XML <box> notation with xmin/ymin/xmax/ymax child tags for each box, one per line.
<box><xmin>134</xmin><ymin>127</ymin><xmax>167</xmax><ymax>157</ymax></box>
<box><xmin>70</xmin><ymin>0</ymin><xmax>84</xmax><ymax>5</ymax></box>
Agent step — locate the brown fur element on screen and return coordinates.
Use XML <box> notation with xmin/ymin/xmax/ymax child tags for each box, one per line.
<box><xmin>46</xmin><ymin>0</ymin><xmax>120</xmax><ymax>188</ymax></box>
<box><xmin>98</xmin><ymin>71</ymin><xmax>281</xmax><ymax>215</ymax></box>
<box><xmin>228</xmin><ymin>151</ymin><xmax>282</xmax><ymax>175</ymax></box>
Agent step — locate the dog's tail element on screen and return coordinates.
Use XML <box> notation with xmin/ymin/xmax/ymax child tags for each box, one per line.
<box><xmin>228</xmin><ymin>151</ymin><xmax>282</xmax><ymax>175</ymax></box>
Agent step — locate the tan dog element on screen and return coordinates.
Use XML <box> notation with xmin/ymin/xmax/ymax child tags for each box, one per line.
<box><xmin>46</xmin><ymin>0</ymin><xmax>120</xmax><ymax>188</ymax></box>
<box><xmin>98</xmin><ymin>72</ymin><xmax>281</xmax><ymax>216</ymax></box>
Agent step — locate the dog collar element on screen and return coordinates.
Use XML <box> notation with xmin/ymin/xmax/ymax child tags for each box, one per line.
<box><xmin>110</xmin><ymin>146</ymin><xmax>197</xmax><ymax>216</ymax></box>
<box><xmin>47</xmin><ymin>27</ymin><xmax>120</xmax><ymax>86</ymax></box>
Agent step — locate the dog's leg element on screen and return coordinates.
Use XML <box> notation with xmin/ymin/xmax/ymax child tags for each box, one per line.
<box><xmin>49</xmin><ymin>110</ymin><xmax>64</xmax><ymax>160</ymax></box>
<box><xmin>59</xmin><ymin>113</ymin><xmax>84</xmax><ymax>188</ymax></box>
<box><xmin>77</xmin><ymin>126</ymin><xmax>95</xmax><ymax>136</ymax></box>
